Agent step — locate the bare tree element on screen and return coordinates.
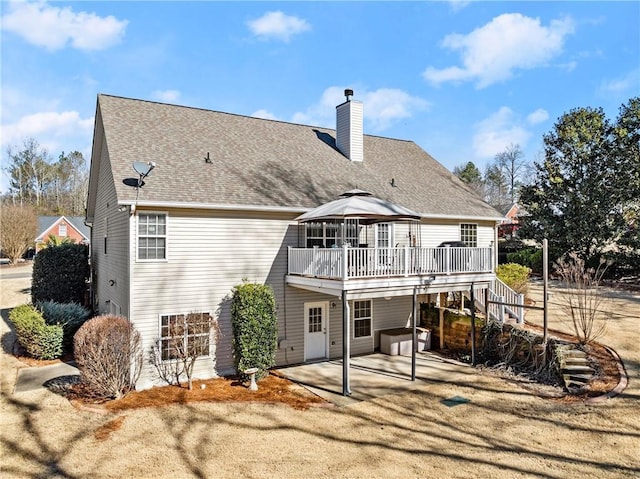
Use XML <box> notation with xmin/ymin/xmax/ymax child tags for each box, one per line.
<box><xmin>0</xmin><ymin>205</ymin><xmax>37</xmax><ymax>263</ymax></box>
<box><xmin>555</xmin><ymin>253</ymin><xmax>611</xmax><ymax>345</ymax></box>
<box><xmin>150</xmin><ymin>312</ymin><xmax>216</xmax><ymax>390</ymax></box>
<box><xmin>495</xmin><ymin>143</ymin><xmax>527</xmax><ymax>203</ymax></box>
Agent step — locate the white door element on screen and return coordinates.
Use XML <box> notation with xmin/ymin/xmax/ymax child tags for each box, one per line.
<box><xmin>305</xmin><ymin>302</ymin><xmax>328</xmax><ymax>360</ymax></box>
<box><xmin>376</xmin><ymin>223</ymin><xmax>393</xmax><ymax>268</ymax></box>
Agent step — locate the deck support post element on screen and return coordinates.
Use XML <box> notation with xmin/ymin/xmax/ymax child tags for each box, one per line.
<box><xmin>342</xmin><ymin>290</ymin><xmax>351</xmax><ymax>396</ymax></box>
<box><xmin>470</xmin><ymin>282</ymin><xmax>476</xmax><ymax>366</ymax></box>
<box><xmin>411</xmin><ymin>286</ymin><xmax>417</xmax><ymax>381</ymax></box>
<box><xmin>439</xmin><ymin>292</ymin><xmax>446</xmax><ymax>350</ymax></box>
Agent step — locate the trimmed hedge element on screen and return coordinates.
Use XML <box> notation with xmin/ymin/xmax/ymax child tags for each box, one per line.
<box><xmin>9</xmin><ymin>304</ymin><xmax>63</xmax><ymax>360</ymax></box>
<box><xmin>496</xmin><ymin>263</ymin><xmax>531</xmax><ymax>295</ymax></box>
<box><xmin>230</xmin><ymin>282</ymin><xmax>278</xmax><ymax>380</ymax></box>
<box><xmin>32</xmin><ymin>243</ymin><xmax>89</xmax><ymax>305</ymax></box>
<box><xmin>36</xmin><ymin>301</ymin><xmax>91</xmax><ymax>351</ymax></box>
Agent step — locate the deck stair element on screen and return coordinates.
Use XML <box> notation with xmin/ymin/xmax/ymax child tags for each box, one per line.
<box><xmin>559</xmin><ymin>348</ymin><xmax>595</xmax><ymax>389</ymax></box>
<box><xmin>464</xmin><ymin>278</ymin><xmax>525</xmax><ymax>324</ymax></box>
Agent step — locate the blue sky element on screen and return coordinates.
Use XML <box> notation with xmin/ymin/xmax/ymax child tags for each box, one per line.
<box><xmin>1</xmin><ymin>1</ymin><xmax>638</xmax><ymax>193</ymax></box>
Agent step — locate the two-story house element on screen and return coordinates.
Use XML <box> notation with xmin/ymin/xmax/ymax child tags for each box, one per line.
<box><xmin>86</xmin><ymin>91</ymin><xmax>506</xmax><ymax>393</ymax></box>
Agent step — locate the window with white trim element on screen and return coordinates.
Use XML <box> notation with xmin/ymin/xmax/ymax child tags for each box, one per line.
<box><xmin>460</xmin><ymin>223</ymin><xmax>477</xmax><ymax>247</ymax></box>
<box><xmin>353</xmin><ymin>300</ymin><xmax>372</xmax><ymax>338</ymax></box>
<box><xmin>59</xmin><ymin>223</ymin><xmax>68</xmax><ymax>237</ymax></box>
<box><xmin>160</xmin><ymin>312</ymin><xmax>212</xmax><ymax>360</ymax></box>
<box><xmin>138</xmin><ymin>213</ymin><xmax>166</xmax><ymax>260</ymax></box>
<box><xmin>305</xmin><ymin>220</ymin><xmax>358</xmax><ymax>248</ymax></box>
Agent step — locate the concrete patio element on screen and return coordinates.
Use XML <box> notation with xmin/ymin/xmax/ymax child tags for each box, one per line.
<box><xmin>276</xmin><ymin>351</ymin><xmax>477</xmax><ymax>407</ymax></box>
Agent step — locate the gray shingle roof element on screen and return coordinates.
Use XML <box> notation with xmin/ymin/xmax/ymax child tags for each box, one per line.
<box><xmin>95</xmin><ymin>94</ymin><xmax>502</xmax><ymax>219</ymax></box>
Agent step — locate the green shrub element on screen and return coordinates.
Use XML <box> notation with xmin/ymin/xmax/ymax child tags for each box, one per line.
<box><xmin>230</xmin><ymin>282</ymin><xmax>278</xmax><ymax>380</ymax></box>
<box><xmin>496</xmin><ymin>263</ymin><xmax>531</xmax><ymax>295</ymax></box>
<box><xmin>36</xmin><ymin>301</ymin><xmax>92</xmax><ymax>351</ymax></box>
<box><xmin>74</xmin><ymin>315</ymin><xmax>142</xmax><ymax>400</ymax></box>
<box><xmin>32</xmin><ymin>243</ymin><xmax>89</xmax><ymax>305</ymax></box>
<box><xmin>9</xmin><ymin>304</ymin><xmax>63</xmax><ymax>360</ymax></box>
<box><xmin>507</xmin><ymin>247</ymin><xmax>543</xmax><ymax>273</ymax></box>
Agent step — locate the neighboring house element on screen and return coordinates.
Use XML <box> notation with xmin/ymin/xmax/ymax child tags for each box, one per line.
<box><xmin>35</xmin><ymin>216</ymin><xmax>90</xmax><ymax>253</ymax></box>
<box><xmin>86</xmin><ymin>93</ymin><xmax>506</xmax><ymax>392</ymax></box>
<box><xmin>496</xmin><ymin>203</ymin><xmax>522</xmax><ymax>239</ymax></box>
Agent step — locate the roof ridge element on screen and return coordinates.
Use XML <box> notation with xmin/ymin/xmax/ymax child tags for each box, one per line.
<box><xmin>97</xmin><ymin>93</ymin><xmax>415</xmax><ymax>144</ymax></box>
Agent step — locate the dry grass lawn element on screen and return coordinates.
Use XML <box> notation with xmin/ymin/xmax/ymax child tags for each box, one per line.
<box><xmin>1</xmin><ymin>269</ymin><xmax>639</xmax><ymax>479</ymax></box>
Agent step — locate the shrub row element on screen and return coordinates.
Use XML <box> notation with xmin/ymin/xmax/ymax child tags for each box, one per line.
<box><xmin>9</xmin><ymin>304</ymin><xmax>63</xmax><ymax>360</ymax></box>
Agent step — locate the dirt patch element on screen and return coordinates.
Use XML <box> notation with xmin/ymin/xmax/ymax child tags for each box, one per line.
<box><xmin>94</xmin><ymin>416</ymin><xmax>126</xmax><ymax>441</ymax></box>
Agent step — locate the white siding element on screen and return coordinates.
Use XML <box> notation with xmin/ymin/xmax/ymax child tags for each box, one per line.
<box><xmin>91</xmin><ymin>138</ymin><xmax>130</xmax><ymax>318</ymax></box>
<box><xmin>336</xmin><ymin>100</ymin><xmax>363</xmax><ymax>162</ymax></box>
<box><xmin>418</xmin><ymin>219</ymin><xmax>496</xmax><ymax>248</ymax></box>
<box><xmin>130</xmin><ymin>209</ymin><xmax>300</xmax><ymax>389</ymax></box>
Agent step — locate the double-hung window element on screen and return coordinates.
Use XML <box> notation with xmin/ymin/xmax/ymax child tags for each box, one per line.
<box><xmin>460</xmin><ymin>223</ymin><xmax>478</xmax><ymax>247</ymax></box>
<box><xmin>138</xmin><ymin>213</ymin><xmax>166</xmax><ymax>260</ymax></box>
<box><xmin>353</xmin><ymin>300</ymin><xmax>372</xmax><ymax>338</ymax></box>
<box><xmin>160</xmin><ymin>312</ymin><xmax>212</xmax><ymax>360</ymax></box>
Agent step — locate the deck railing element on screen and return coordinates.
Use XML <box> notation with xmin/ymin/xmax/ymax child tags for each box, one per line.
<box><xmin>288</xmin><ymin>245</ymin><xmax>493</xmax><ymax>280</ymax></box>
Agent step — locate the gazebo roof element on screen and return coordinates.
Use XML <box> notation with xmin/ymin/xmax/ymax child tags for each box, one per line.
<box><xmin>295</xmin><ymin>191</ymin><xmax>422</xmax><ymax>225</ymax></box>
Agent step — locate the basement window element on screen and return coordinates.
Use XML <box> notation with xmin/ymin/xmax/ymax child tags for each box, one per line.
<box><xmin>160</xmin><ymin>312</ymin><xmax>212</xmax><ymax>361</ymax></box>
<box><xmin>353</xmin><ymin>300</ymin><xmax>372</xmax><ymax>338</ymax></box>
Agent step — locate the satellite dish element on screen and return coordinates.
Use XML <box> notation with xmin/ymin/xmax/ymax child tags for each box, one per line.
<box><xmin>133</xmin><ymin>161</ymin><xmax>155</xmax><ymax>177</ymax></box>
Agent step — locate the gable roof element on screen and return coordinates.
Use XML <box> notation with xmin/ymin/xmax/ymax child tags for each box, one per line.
<box><xmin>36</xmin><ymin>216</ymin><xmax>90</xmax><ymax>241</ymax></box>
<box><xmin>88</xmin><ymin>94</ymin><xmax>502</xmax><ymax>221</ymax></box>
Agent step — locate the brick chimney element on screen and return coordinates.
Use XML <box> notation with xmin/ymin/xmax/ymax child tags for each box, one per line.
<box><xmin>336</xmin><ymin>89</ymin><xmax>363</xmax><ymax>162</ymax></box>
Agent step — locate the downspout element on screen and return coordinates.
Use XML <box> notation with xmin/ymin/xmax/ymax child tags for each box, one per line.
<box><xmin>342</xmin><ymin>290</ymin><xmax>351</xmax><ymax>396</ymax></box>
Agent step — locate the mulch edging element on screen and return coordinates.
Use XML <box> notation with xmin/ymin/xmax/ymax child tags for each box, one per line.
<box><xmin>585</xmin><ymin>346</ymin><xmax>629</xmax><ymax>405</ymax></box>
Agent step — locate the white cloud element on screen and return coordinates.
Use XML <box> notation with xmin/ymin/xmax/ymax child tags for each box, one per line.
<box><xmin>152</xmin><ymin>90</ymin><xmax>181</xmax><ymax>103</ymax></box>
<box><xmin>247</xmin><ymin>11</ymin><xmax>311</xmax><ymax>42</ymax></box>
<box><xmin>1</xmin><ymin>1</ymin><xmax>127</xmax><ymax>51</ymax></box>
<box><xmin>292</xmin><ymin>86</ymin><xmax>429</xmax><ymax>132</ymax></box>
<box><xmin>527</xmin><ymin>108</ymin><xmax>549</xmax><ymax>125</ymax></box>
<box><xmin>251</xmin><ymin>109</ymin><xmax>279</xmax><ymax>121</ymax></box>
<box><xmin>423</xmin><ymin>13</ymin><xmax>575</xmax><ymax>88</ymax></box>
<box><xmin>473</xmin><ymin>107</ymin><xmax>531</xmax><ymax>158</ymax></box>
<box><xmin>2</xmin><ymin>111</ymin><xmax>94</xmax><ymax>151</ymax></box>
<box><xmin>449</xmin><ymin>1</ymin><xmax>470</xmax><ymax>13</ymax></box>
<box><xmin>600</xmin><ymin>68</ymin><xmax>640</xmax><ymax>94</ymax></box>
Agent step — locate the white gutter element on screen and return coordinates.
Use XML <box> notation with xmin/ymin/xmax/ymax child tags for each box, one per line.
<box><xmin>119</xmin><ymin>199</ymin><xmax>506</xmax><ymax>222</ymax></box>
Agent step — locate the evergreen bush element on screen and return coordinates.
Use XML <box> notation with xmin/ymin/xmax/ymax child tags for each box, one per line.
<box><xmin>36</xmin><ymin>301</ymin><xmax>92</xmax><ymax>351</ymax></box>
<box><xmin>9</xmin><ymin>304</ymin><xmax>63</xmax><ymax>359</ymax></box>
<box><xmin>496</xmin><ymin>263</ymin><xmax>531</xmax><ymax>295</ymax></box>
<box><xmin>230</xmin><ymin>282</ymin><xmax>278</xmax><ymax>380</ymax></box>
<box><xmin>32</xmin><ymin>243</ymin><xmax>89</xmax><ymax>305</ymax></box>
<box><xmin>507</xmin><ymin>247</ymin><xmax>543</xmax><ymax>273</ymax></box>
